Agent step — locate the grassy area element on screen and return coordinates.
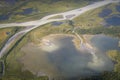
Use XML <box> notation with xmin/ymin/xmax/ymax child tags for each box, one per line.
<box><xmin>73</xmin><ymin>3</ymin><xmax>120</xmax><ymax>29</ymax></box>
<box><xmin>0</xmin><ymin>1</ymin><xmax>29</xmax><ymax>23</ymax></box>
<box><xmin>0</xmin><ymin>0</ymin><xmax>90</xmax><ymax>23</ymax></box>
<box><xmin>2</xmin><ymin>34</ymin><xmax>49</xmax><ymax>80</ymax></box>
<box><xmin>74</xmin><ymin>26</ymin><xmax>120</xmax><ymax>38</ymax></box>
<box><xmin>107</xmin><ymin>50</ymin><xmax>120</xmax><ymax>72</ymax></box>
<box><xmin>0</xmin><ymin>28</ymin><xmax>12</xmax><ymax>47</ymax></box>
<box><xmin>2</xmin><ymin>21</ymin><xmax>72</xmax><ymax>79</ymax></box>
<box><xmin>71</xmin><ymin>3</ymin><xmax>120</xmax><ymax>38</ymax></box>
<box><xmin>0</xmin><ymin>27</ymin><xmax>20</xmax><ymax>50</ymax></box>
<box><xmin>0</xmin><ymin>1</ymin><xmax>28</xmax><ymax>14</ymax></box>
<box><xmin>13</xmin><ymin>0</ymin><xmax>89</xmax><ymax>21</ymax></box>
<box><xmin>98</xmin><ymin>50</ymin><xmax>120</xmax><ymax>80</ymax></box>
<box><xmin>1</xmin><ymin>1</ymin><xmax>120</xmax><ymax>80</ymax></box>
<box><xmin>73</xmin><ymin>8</ymin><xmax>104</xmax><ymax>29</ymax></box>
<box><xmin>28</xmin><ymin>21</ymin><xmax>72</xmax><ymax>43</ymax></box>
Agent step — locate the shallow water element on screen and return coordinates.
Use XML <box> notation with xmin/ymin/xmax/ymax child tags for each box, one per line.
<box><xmin>20</xmin><ymin>35</ymin><xmax>119</xmax><ymax>79</ymax></box>
<box><xmin>22</xmin><ymin>8</ymin><xmax>33</xmax><ymax>15</ymax></box>
<box><xmin>91</xmin><ymin>34</ymin><xmax>120</xmax><ymax>52</ymax></box>
<box><xmin>116</xmin><ymin>5</ymin><xmax>120</xmax><ymax>12</ymax></box>
<box><xmin>99</xmin><ymin>8</ymin><xmax>112</xmax><ymax>17</ymax></box>
<box><xmin>0</xmin><ymin>15</ymin><xmax>9</xmax><ymax>21</ymax></box>
<box><xmin>47</xmin><ymin>37</ymin><xmax>92</xmax><ymax>78</ymax></box>
<box><xmin>5</xmin><ymin>0</ymin><xmax>17</xmax><ymax>5</ymax></box>
<box><xmin>52</xmin><ymin>21</ymin><xmax>63</xmax><ymax>26</ymax></box>
<box><xmin>46</xmin><ymin>35</ymin><xmax>115</xmax><ymax>79</ymax></box>
<box><xmin>105</xmin><ymin>15</ymin><xmax>120</xmax><ymax>26</ymax></box>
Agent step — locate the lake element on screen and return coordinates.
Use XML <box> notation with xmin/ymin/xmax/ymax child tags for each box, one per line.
<box><xmin>20</xmin><ymin>34</ymin><xmax>119</xmax><ymax>80</ymax></box>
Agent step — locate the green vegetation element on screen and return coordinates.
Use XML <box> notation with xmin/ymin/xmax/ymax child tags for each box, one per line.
<box><xmin>75</xmin><ymin>26</ymin><xmax>120</xmax><ymax>38</ymax></box>
<box><xmin>100</xmin><ymin>50</ymin><xmax>120</xmax><ymax>80</ymax></box>
<box><xmin>23</xmin><ymin>0</ymin><xmax>87</xmax><ymax>21</ymax></box>
<box><xmin>0</xmin><ymin>1</ymin><xmax>27</xmax><ymax>15</ymax></box>
<box><xmin>107</xmin><ymin>50</ymin><xmax>120</xmax><ymax>72</ymax></box>
<box><xmin>29</xmin><ymin>21</ymin><xmax>72</xmax><ymax>43</ymax></box>
<box><xmin>1</xmin><ymin>22</ymin><xmax>72</xmax><ymax>80</ymax></box>
<box><xmin>72</xmin><ymin>3</ymin><xmax>120</xmax><ymax>38</ymax></box>
<box><xmin>73</xmin><ymin>3</ymin><xmax>120</xmax><ymax>29</ymax></box>
<box><xmin>2</xmin><ymin>34</ymin><xmax>49</xmax><ymax>80</ymax></box>
<box><xmin>0</xmin><ymin>28</ymin><xmax>12</xmax><ymax>48</ymax></box>
<box><xmin>0</xmin><ymin>1</ymin><xmax>120</xmax><ymax>80</ymax></box>
<box><xmin>0</xmin><ymin>60</ymin><xmax>4</xmax><ymax>76</ymax></box>
<box><xmin>78</xmin><ymin>50</ymin><xmax>120</xmax><ymax>80</ymax></box>
<box><xmin>0</xmin><ymin>1</ymin><xmax>30</xmax><ymax>23</ymax></box>
<box><xmin>73</xmin><ymin>3</ymin><xmax>120</xmax><ymax>79</ymax></box>
<box><xmin>0</xmin><ymin>27</ymin><xmax>20</xmax><ymax>50</ymax></box>
<box><xmin>0</xmin><ymin>0</ymin><xmax>90</xmax><ymax>23</ymax></box>
<box><xmin>73</xmin><ymin>7</ymin><xmax>104</xmax><ymax>29</ymax></box>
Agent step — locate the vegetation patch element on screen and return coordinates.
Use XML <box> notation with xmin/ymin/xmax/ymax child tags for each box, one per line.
<box><xmin>0</xmin><ymin>0</ymin><xmax>89</xmax><ymax>23</ymax></box>
<box><xmin>2</xmin><ymin>21</ymin><xmax>72</xmax><ymax>79</ymax></box>
<box><xmin>1</xmin><ymin>1</ymin><xmax>120</xmax><ymax>80</ymax></box>
<box><xmin>73</xmin><ymin>3</ymin><xmax>120</xmax><ymax>29</ymax></box>
<box><xmin>0</xmin><ymin>27</ymin><xmax>20</xmax><ymax>50</ymax></box>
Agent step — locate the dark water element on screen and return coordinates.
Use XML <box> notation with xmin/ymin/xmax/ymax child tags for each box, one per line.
<box><xmin>6</xmin><ymin>32</ymin><xmax>10</xmax><ymax>35</ymax></box>
<box><xmin>0</xmin><ymin>15</ymin><xmax>9</xmax><ymax>21</ymax></box>
<box><xmin>99</xmin><ymin>8</ymin><xmax>112</xmax><ymax>17</ymax></box>
<box><xmin>5</xmin><ymin>0</ymin><xmax>17</xmax><ymax>5</ymax></box>
<box><xmin>52</xmin><ymin>21</ymin><xmax>63</xmax><ymax>26</ymax></box>
<box><xmin>48</xmin><ymin>37</ymin><xmax>92</xmax><ymax>78</ymax></box>
<box><xmin>15</xmin><ymin>8</ymin><xmax>33</xmax><ymax>15</ymax></box>
<box><xmin>91</xmin><ymin>35</ymin><xmax>120</xmax><ymax>52</ymax></box>
<box><xmin>105</xmin><ymin>15</ymin><xmax>120</xmax><ymax>26</ymax></box>
<box><xmin>0</xmin><ymin>8</ymin><xmax>33</xmax><ymax>21</ymax></box>
<box><xmin>88</xmin><ymin>0</ymin><xmax>104</xmax><ymax>5</ymax></box>
<box><xmin>22</xmin><ymin>8</ymin><xmax>33</xmax><ymax>15</ymax></box>
<box><xmin>46</xmin><ymin>35</ymin><xmax>115</xmax><ymax>79</ymax></box>
<box><xmin>21</xmin><ymin>35</ymin><xmax>119</xmax><ymax>79</ymax></box>
<box><xmin>116</xmin><ymin>5</ymin><xmax>120</xmax><ymax>12</ymax></box>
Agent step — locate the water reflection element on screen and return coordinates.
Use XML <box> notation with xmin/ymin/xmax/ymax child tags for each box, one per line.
<box><xmin>20</xmin><ymin>35</ymin><xmax>117</xmax><ymax>79</ymax></box>
<box><xmin>46</xmin><ymin>35</ymin><xmax>115</xmax><ymax>78</ymax></box>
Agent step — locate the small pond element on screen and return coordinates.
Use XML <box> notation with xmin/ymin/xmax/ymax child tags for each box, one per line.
<box><xmin>21</xmin><ymin>8</ymin><xmax>33</xmax><ymax>15</ymax></box>
<box><xmin>20</xmin><ymin>34</ymin><xmax>119</xmax><ymax>79</ymax></box>
<box><xmin>91</xmin><ymin>34</ymin><xmax>120</xmax><ymax>52</ymax></box>
<box><xmin>0</xmin><ymin>15</ymin><xmax>9</xmax><ymax>21</ymax></box>
<box><xmin>99</xmin><ymin>8</ymin><xmax>112</xmax><ymax>17</ymax></box>
<box><xmin>5</xmin><ymin>0</ymin><xmax>17</xmax><ymax>5</ymax></box>
<box><xmin>52</xmin><ymin>21</ymin><xmax>63</xmax><ymax>26</ymax></box>
<box><xmin>105</xmin><ymin>15</ymin><xmax>120</xmax><ymax>26</ymax></box>
<box><xmin>116</xmin><ymin>5</ymin><xmax>120</xmax><ymax>12</ymax></box>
